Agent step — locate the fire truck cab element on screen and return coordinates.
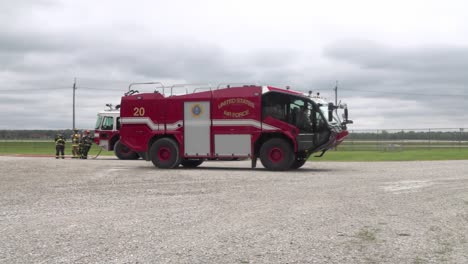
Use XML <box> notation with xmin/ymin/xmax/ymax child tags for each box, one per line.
<box><xmin>119</xmin><ymin>84</ymin><xmax>351</xmax><ymax>170</ymax></box>
<box><xmin>94</xmin><ymin>105</ymin><xmax>140</xmax><ymax>160</ymax></box>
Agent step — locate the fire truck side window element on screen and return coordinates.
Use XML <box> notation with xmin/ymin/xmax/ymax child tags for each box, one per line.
<box><xmin>264</xmin><ymin>103</ymin><xmax>284</xmax><ymax>120</ymax></box>
<box><xmin>101</xmin><ymin>116</ymin><xmax>114</xmax><ymax>130</ymax></box>
<box><xmin>262</xmin><ymin>93</ymin><xmax>286</xmax><ymax>121</ymax></box>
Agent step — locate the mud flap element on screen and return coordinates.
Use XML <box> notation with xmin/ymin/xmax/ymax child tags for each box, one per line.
<box><xmin>251</xmin><ymin>155</ymin><xmax>257</xmax><ymax>168</ymax></box>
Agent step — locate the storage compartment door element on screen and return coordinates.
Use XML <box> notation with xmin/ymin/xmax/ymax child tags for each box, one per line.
<box><xmin>214</xmin><ymin>134</ymin><xmax>251</xmax><ymax>157</ymax></box>
<box><xmin>184</xmin><ymin>102</ymin><xmax>211</xmax><ymax>156</ymax></box>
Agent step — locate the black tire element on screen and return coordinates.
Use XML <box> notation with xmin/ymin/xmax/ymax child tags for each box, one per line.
<box><xmin>150</xmin><ymin>138</ymin><xmax>181</xmax><ymax>169</ymax></box>
<box><xmin>259</xmin><ymin>138</ymin><xmax>295</xmax><ymax>171</ymax></box>
<box><xmin>114</xmin><ymin>140</ymin><xmax>139</xmax><ymax>160</ymax></box>
<box><xmin>290</xmin><ymin>159</ymin><xmax>307</xmax><ymax>169</ymax></box>
<box><xmin>180</xmin><ymin>159</ymin><xmax>204</xmax><ymax>168</ymax></box>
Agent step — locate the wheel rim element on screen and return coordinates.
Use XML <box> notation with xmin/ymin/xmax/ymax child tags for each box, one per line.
<box><xmin>158</xmin><ymin>147</ymin><xmax>171</xmax><ymax>161</ymax></box>
<box><xmin>268</xmin><ymin>147</ymin><xmax>283</xmax><ymax>163</ymax></box>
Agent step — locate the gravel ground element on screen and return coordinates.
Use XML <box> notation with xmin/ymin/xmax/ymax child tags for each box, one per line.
<box><xmin>0</xmin><ymin>156</ymin><xmax>467</xmax><ymax>264</ymax></box>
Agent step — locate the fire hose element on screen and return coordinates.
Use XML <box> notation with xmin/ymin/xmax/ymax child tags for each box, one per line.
<box><xmin>92</xmin><ymin>147</ymin><xmax>103</xmax><ymax>159</ymax></box>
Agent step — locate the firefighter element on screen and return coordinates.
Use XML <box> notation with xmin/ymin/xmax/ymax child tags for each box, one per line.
<box><xmin>71</xmin><ymin>128</ymin><xmax>81</xmax><ymax>158</ymax></box>
<box><xmin>272</xmin><ymin>104</ymin><xmax>284</xmax><ymax>120</ymax></box>
<box><xmin>264</xmin><ymin>103</ymin><xmax>284</xmax><ymax>120</ymax></box>
<box><xmin>297</xmin><ymin>106</ymin><xmax>312</xmax><ymax>130</ymax></box>
<box><xmin>55</xmin><ymin>133</ymin><xmax>66</xmax><ymax>159</ymax></box>
<box><xmin>79</xmin><ymin>130</ymin><xmax>93</xmax><ymax>159</ymax></box>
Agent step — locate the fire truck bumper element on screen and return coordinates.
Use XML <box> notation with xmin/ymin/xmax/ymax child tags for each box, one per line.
<box><xmin>296</xmin><ymin>133</ymin><xmax>316</xmax><ymax>152</ymax></box>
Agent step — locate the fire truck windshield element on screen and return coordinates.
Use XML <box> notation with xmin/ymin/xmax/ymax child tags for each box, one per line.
<box><xmin>95</xmin><ymin>116</ymin><xmax>103</xmax><ymax>130</ymax></box>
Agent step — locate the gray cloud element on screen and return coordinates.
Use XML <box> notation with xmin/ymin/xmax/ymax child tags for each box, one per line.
<box><xmin>324</xmin><ymin>40</ymin><xmax>468</xmax><ymax>88</ymax></box>
<box><xmin>1</xmin><ymin>2</ymin><xmax>468</xmax><ymax>130</ymax></box>
<box><xmin>318</xmin><ymin>40</ymin><xmax>468</xmax><ymax>128</ymax></box>
<box><xmin>326</xmin><ymin>40</ymin><xmax>468</xmax><ymax>72</ymax></box>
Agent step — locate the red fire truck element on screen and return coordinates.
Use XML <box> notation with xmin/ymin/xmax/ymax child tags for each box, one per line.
<box><xmin>94</xmin><ymin>104</ymin><xmax>140</xmax><ymax>160</ymax></box>
<box><xmin>119</xmin><ymin>83</ymin><xmax>352</xmax><ymax>170</ymax></box>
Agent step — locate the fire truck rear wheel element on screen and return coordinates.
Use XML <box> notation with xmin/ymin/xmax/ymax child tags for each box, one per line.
<box><xmin>114</xmin><ymin>140</ymin><xmax>139</xmax><ymax>160</ymax></box>
<box><xmin>290</xmin><ymin>159</ymin><xmax>307</xmax><ymax>169</ymax></box>
<box><xmin>150</xmin><ymin>138</ymin><xmax>181</xmax><ymax>169</ymax></box>
<box><xmin>180</xmin><ymin>159</ymin><xmax>204</xmax><ymax>168</ymax></box>
<box><xmin>259</xmin><ymin>138</ymin><xmax>295</xmax><ymax>171</ymax></box>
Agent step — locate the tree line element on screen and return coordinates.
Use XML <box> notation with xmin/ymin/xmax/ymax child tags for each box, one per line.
<box><xmin>0</xmin><ymin>130</ymin><xmax>85</xmax><ymax>140</ymax></box>
<box><xmin>348</xmin><ymin>130</ymin><xmax>468</xmax><ymax>141</ymax></box>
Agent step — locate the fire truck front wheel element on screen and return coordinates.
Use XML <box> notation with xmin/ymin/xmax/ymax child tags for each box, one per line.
<box><xmin>259</xmin><ymin>138</ymin><xmax>295</xmax><ymax>171</ymax></box>
<box><xmin>114</xmin><ymin>140</ymin><xmax>139</xmax><ymax>160</ymax></box>
<box><xmin>150</xmin><ymin>138</ymin><xmax>181</xmax><ymax>169</ymax></box>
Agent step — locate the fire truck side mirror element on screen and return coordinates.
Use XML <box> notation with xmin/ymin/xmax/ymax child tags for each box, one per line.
<box><xmin>328</xmin><ymin>103</ymin><xmax>334</xmax><ymax>122</ymax></box>
<box><xmin>344</xmin><ymin>108</ymin><xmax>353</xmax><ymax>124</ymax></box>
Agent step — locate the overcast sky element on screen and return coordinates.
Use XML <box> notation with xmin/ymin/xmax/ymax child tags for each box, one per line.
<box><xmin>1</xmin><ymin>0</ymin><xmax>467</xmax><ymax>130</ymax></box>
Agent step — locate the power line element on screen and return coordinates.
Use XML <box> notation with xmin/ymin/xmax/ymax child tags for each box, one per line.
<box><xmin>77</xmin><ymin>86</ymin><xmax>123</xmax><ymax>91</ymax></box>
<box><xmin>0</xmin><ymin>87</ymin><xmax>69</xmax><ymax>92</ymax></box>
<box><xmin>0</xmin><ymin>86</ymin><xmax>123</xmax><ymax>92</ymax></box>
<box><xmin>75</xmin><ymin>77</ymin><xmax>133</xmax><ymax>84</ymax></box>
<box><xmin>1</xmin><ymin>85</ymin><xmax>467</xmax><ymax>97</ymax></box>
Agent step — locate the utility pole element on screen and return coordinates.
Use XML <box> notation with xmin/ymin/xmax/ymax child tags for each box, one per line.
<box><xmin>333</xmin><ymin>81</ymin><xmax>339</xmax><ymax>151</ymax></box>
<box><xmin>72</xmin><ymin>78</ymin><xmax>76</xmax><ymax>129</ymax></box>
<box><xmin>334</xmin><ymin>80</ymin><xmax>338</xmax><ymax>106</ymax></box>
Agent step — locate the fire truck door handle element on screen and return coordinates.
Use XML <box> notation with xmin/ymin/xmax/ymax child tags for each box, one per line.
<box><xmin>136</xmin><ymin>131</ymin><xmax>144</xmax><ymax>134</ymax></box>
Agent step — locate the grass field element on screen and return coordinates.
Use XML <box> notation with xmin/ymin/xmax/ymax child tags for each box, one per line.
<box><xmin>313</xmin><ymin>149</ymin><xmax>468</xmax><ymax>161</ymax></box>
<box><xmin>1</xmin><ymin>140</ymin><xmax>467</xmax><ymax>161</ymax></box>
<box><xmin>0</xmin><ymin>141</ymin><xmax>113</xmax><ymax>156</ymax></box>
<box><xmin>340</xmin><ymin>140</ymin><xmax>468</xmax><ymax>151</ymax></box>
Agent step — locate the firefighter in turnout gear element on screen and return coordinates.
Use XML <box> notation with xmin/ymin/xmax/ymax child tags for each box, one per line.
<box><xmin>79</xmin><ymin>130</ymin><xmax>93</xmax><ymax>159</ymax></box>
<box><xmin>71</xmin><ymin>128</ymin><xmax>81</xmax><ymax>158</ymax></box>
<box><xmin>55</xmin><ymin>133</ymin><xmax>66</xmax><ymax>159</ymax></box>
